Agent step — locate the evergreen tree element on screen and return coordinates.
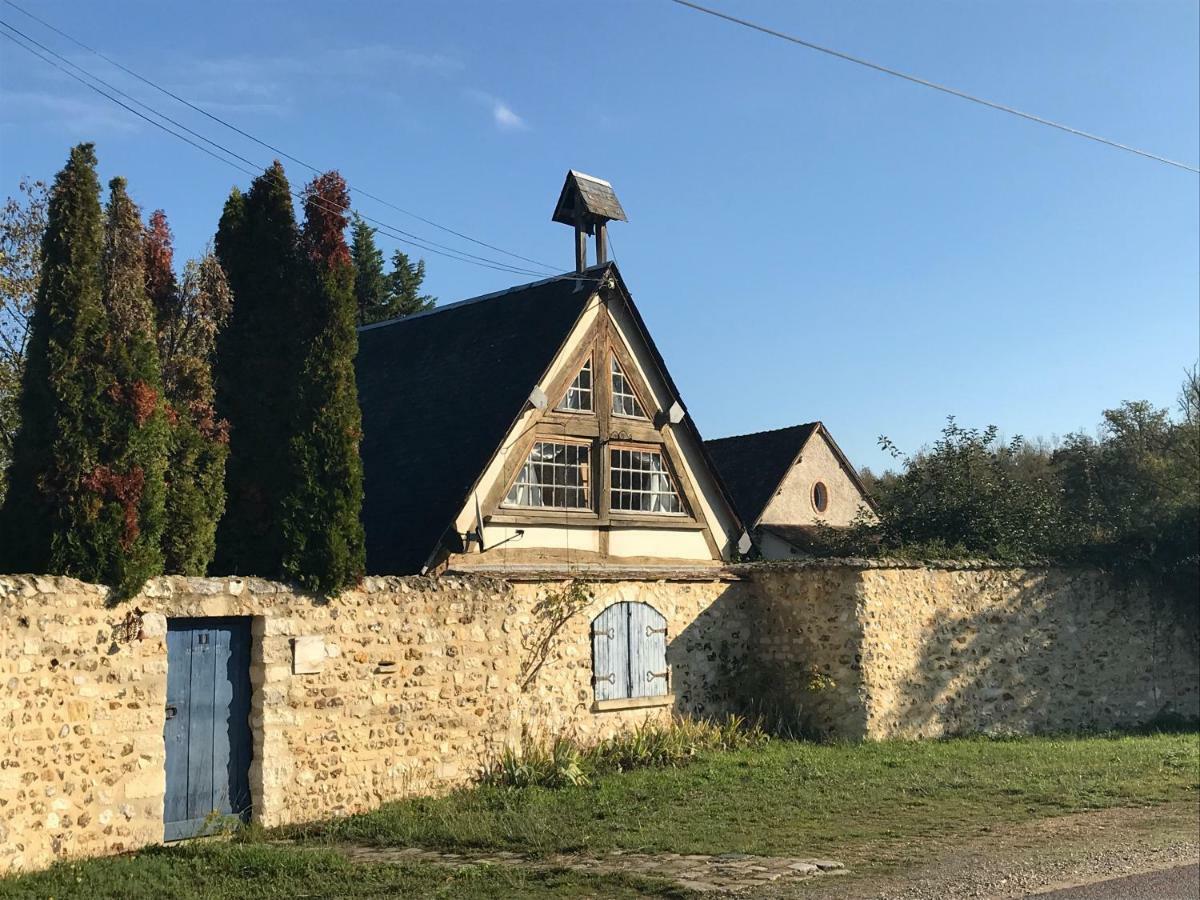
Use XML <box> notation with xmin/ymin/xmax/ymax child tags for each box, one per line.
<box><xmin>387</xmin><ymin>249</ymin><xmax>435</xmax><ymax>317</ymax></box>
<box><xmin>280</xmin><ymin>171</ymin><xmax>365</xmax><ymax>593</ymax></box>
<box><xmin>95</xmin><ymin>177</ymin><xmax>168</xmax><ymax>597</ymax></box>
<box><xmin>350</xmin><ymin>215</ymin><xmax>390</xmax><ymax>325</ymax></box>
<box><xmin>145</xmin><ymin>211</ymin><xmax>231</xmax><ymax>574</ymax></box>
<box><xmin>0</xmin><ymin>145</ymin><xmax>107</xmax><ymax>575</ymax></box>
<box><xmin>212</xmin><ymin>163</ymin><xmax>302</xmax><ymax>576</ymax></box>
<box><xmin>0</xmin><ymin>179</ymin><xmax>49</xmax><ymax>504</ymax></box>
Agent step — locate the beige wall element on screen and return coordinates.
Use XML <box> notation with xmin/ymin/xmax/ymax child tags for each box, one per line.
<box><xmin>747</xmin><ymin>563</ymin><xmax>1199</xmax><ymax>740</ymax></box>
<box><xmin>759</xmin><ymin>431</ymin><xmax>873</xmax><ymax>528</ymax></box>
<box><xmin>2</xmin><ymin>565</ymin><xmax>1195</xmax><ymax>873</ymax></box>
<box><xmin>0</xmin><ymin>573</ymin><xmax>751</xmax><ymax>874</ymax></box>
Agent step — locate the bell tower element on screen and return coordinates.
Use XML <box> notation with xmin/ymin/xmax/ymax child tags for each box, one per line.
<box><xmin>551</xmin><ymin>170</ymin><xmax>627</xmax><ymax>272</ymax></box>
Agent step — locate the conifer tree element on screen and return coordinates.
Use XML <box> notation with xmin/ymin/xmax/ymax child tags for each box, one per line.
<box><xmin>145</xmin><ymin>211</ymin><xmax>231</xmax><ymax>574</ymax></box>
<box><xmin>280</xmin><ymin>171</ymin><xmax>365</xmax><ymax>593</ymax></box>
<box><xmin>0</xmin><ymin>144</ymin><xmax>107</xmax><ymax>575</ymax></box>
<box><xmin>350</xmin><ymin>215</ymin><xmax>390</xmax><ymax>325</ymax></box>
<box><xmin>212</xmin><ymin>163</ymin><xmax>302</xmax><ymax>576</ymax></box>
<box><xmin>96</xmin><ymin>177</ymin><xmax>168</xmax><ymax>597</ymax></box>
<box><xmin>387</xmin><ymin>249</ymin><xmax>435</xmax><ymax>318</ymax></box>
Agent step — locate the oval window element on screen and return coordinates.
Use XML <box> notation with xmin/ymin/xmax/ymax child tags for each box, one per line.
<box><xmin>812</xmin><ymin>481</ymin><xmax>829</xmax><ymax>513</ymax></box>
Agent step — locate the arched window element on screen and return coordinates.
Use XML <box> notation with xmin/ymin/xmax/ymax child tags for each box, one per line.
<box><xmin>591</xmin><ymin>602</ymin><xmax>668</xmax><ymax>702</ymax></box>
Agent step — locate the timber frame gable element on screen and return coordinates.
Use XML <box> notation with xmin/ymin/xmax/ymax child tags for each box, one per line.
<box><xmin>443</xmin><ymin>265</ymin><xmax>741</xmax><ymax>572</ymax></box>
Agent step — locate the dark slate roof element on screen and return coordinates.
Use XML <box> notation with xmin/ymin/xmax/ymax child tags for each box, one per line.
<box><xmin>355</xmin><ymin>268</ymin><xmax>602</xmax><ymax>574</ymax></box>
<box><xmin>703</xmin><ymin>424</ymin><xmax>819</xmax><ymax>525</ymax></box>
<box><xmin>552</xmin><ymin>171</ymin><xmax>627</xmax><ymax>225</ymax></box>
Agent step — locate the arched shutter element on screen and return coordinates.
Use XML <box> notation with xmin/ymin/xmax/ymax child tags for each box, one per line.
<box><xmin>629</xmin><ymin>603</ymin><xmax>668</xmax><ymax>698</ymax></box>
<box><xmin>591</xmin><ymin>603</ymin><xmax>630</xmax><ymax>701</ymax></box>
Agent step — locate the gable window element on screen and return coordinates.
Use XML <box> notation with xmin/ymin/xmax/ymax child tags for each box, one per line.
<box><xmin>610</xmin><ymin>447</ymin><xmax>684</xmax><ymax>514</ymax></box>
<box><xmin>610</xmin><ymin>357</ymin><xmax>646</xmax><ymax>418</ymax></box>
<box><xmin>505</xmin><ymin>441</ymin><xmax>591</xmax><ymax>509</ymax></box>
<box><xmin>591</xmin><ymin>602</ymin><xmax>669</xmax><ymax>704</ymax></box>
<box><xmin>558</xmin><ymin>357</ymin><xmax>593</xmax><ymax>412</ymax></box>
<box><xmin>812</xmin><ymin>481</ymin><xmax>829</xmax><ymax>513</ymax></box>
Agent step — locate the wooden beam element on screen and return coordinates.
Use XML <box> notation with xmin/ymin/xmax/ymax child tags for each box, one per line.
<box><xmin>575</xmin><ymin>225</ymin><xmax>587</xmax><ymax>272</ymax></box>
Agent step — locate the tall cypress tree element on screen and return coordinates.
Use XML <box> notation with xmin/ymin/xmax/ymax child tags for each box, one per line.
<box><xmin>350</xmin><ymin>215</ymin><xmax>389</xmax><ymax>325</ymax></box>
<box><xmin>0</xmin><ymin>144</ymin><xmax>107</xmax><ymax>575</ymax></box>
<box><xmin>97</xmin><ymin>177</ymin><xmax>167</xmax><ymax>597</ymax></box>
<box><xmin>212</xmin><ymin>163</ymin><xmax>302</xmax><ymax>576</ymax></box>
<box><xmin>281</xmin><ymin>171</ymin><xmax>365</xmax><ymax>593</ymax></box>
<box><xmin>145</xmin><ymin>211</ymin><xmax>231</xmax><ymax>574</ymax></box>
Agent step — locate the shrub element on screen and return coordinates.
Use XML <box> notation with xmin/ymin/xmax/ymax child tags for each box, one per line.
<box><xmin>482</xmin><ymin>715</ymin><xmax>768</xmax><ymax>788</ymax></box>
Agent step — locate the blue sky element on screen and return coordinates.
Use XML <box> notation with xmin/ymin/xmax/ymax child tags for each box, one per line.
<box><xmin>2</xmin><ymin>0</ymin><xmax>1197</xmax><ymax>472</ymax></box>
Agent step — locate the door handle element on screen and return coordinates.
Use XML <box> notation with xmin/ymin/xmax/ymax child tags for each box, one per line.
<box><xmin>165</xmin><ymin>705</ymin><xmax>177</xmax><ymax>720</ymax></box>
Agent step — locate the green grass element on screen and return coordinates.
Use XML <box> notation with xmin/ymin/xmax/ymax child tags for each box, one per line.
<box><xmin>0</xmin><ymin>844</ymin><xmax>681</xmax><ymax>900</ymax></box>
<box><xmin>297</xmin><ymin>732</ymin><xmax>1199</xmax><ymax>860</ymax></box>
<box><xmin>2</xmin><ymin>732</ymin><xmax>1195</xmax><ymax>899</ymax></box>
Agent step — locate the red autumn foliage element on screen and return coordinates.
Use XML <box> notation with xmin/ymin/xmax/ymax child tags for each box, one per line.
<box><xmin>143</xmin><ymin>209</ymin><xmax>175</xmax><ymax>312</ymax></box>
<box><xmin>107</xmin><ymin>380</ymin><xmax>159</xmax><ymax>425</ymax></box>
<box><xmin>190</xmin><ymin>399</ymin><xmax>230</xmax><ymax>445</ymax></box>
<box><xmin>82</xmin><ymin>464</ymin><xmax>146</xmax><ymax>550</ymax></box>
<box><xmin>128</xmin><ymin>380</ymin><xmax>158</xmax><ymax>425</ymax></box>
<box><xmin>301</xmin><ymin>171</ymin><xmax>352</xmax><ymax>270</ymax></box>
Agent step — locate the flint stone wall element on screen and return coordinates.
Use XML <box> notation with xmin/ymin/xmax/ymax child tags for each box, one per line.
<box><xmin>1</xmin><ymin>564</ymin><xmax>1195</xmax><ymax>874</ymax></box>
<box><xmin>749</xmin><ymin>563</ymin><xmax>1199</xmax><ymax>739</ymax></box>
<box><xmin>0</xmin><ymin>573</ymin><xmax>751</xmax><ymax>874</ymax></box>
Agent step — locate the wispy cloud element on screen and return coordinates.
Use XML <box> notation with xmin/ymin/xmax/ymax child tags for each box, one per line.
<box><xmin>465</xmin><ymin>89</ymin><xmax>529</xmax><ymax>131</ymax></box>
<box><xmin>169</xmin><ymin>43</ymin><xmax>465</xmax><ymax>116</ymax></box>
<box><xmin>0</xmin><ymin>89</ymin><xmax>141</xmax><ymax>135</ymax></box>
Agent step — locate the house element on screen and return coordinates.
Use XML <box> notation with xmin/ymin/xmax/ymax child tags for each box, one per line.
<box><xmin>704</xmin><ymin>423</ymin><xmax>876</xmax><ymax>559</ymax></box>
<box><xmin>356</xmin><ymin>172</ymin><xmax>747</xmax><ymax>576</ymax></box>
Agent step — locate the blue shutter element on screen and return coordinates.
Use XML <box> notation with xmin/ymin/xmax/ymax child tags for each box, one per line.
<box><xmin>592</xmin><ymin>603</ymin><xmax>631</xmax><ymax>701</ymax></box>
<box><xmin>629</xmin><ymin>603</ymin><xmax>668</xmax><ymax>698</ymax></box>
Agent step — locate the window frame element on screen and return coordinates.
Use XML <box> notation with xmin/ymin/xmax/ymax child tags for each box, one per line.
<box><xmin>812</xmin><ymin>481</ymin><xmax>829</xmax><ymax>514</ymax></box>
<box><xmin>607</xmin><ymin>442</ymin><xmax>688</xmax><ymax>517</ymax></box>
<box><xmin>608</xmin><ymin>351</ymin><xmax>650</xmax><ymax>421</ymax></box>
<box><xmin>501</xmin><ymin>437</ymin><xmax>595</xmax><ymax>512</ymax></box>
<box><xmin>556</xmin><ymin>353</ymin><xmax>594</xmax><ymax>414</ymax></box>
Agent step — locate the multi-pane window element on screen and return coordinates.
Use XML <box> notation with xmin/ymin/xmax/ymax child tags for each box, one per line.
<box><xmin>610</xmin><ymin>357</ymin><xmax>646</xmax><ymax>418</ymax></box>
<box><xmin>558</xmin><ymin>358</ymin><xmax>593</xmax><ymax>412</ymax></box>
<box><xmin>609</xmin><ymin>447</ymin><xmax>683</xmax><ymax>514</ymax></box>
<box><xmin>505</xmin><ymin>441</ymin><xmax>591</xmax><ymax>509</ymax></box>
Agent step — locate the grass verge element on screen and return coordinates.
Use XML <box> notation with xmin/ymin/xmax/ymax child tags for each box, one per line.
<box><xmin>0</xmin><ymin>843</ymin><xmax>682</xmax><ymax>900</ymax></box>
<box><xmin>1</xmin><ymin>732</ymin><xmax>1195</xmax><ymax>899</ymax></box>
<box><xmin>296</xmin><ymin>732</ymin><xmax>1199</xmax><ymax>861</ymax></box>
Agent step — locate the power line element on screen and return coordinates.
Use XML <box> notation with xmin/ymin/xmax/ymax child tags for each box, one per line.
<box><xmin>0</xmin><ymin>21</ymin><xmax>559</xmax><ymax>278</ymax></box>
<box><xmin>666</xmin><ymin>0</ymin><xmax>1200</xmax><ymax>175</ymax></box>
<box><xmin>1</xmin><ymin>0</ymin><xmax>561</xmax><ymax>270</ymax></box>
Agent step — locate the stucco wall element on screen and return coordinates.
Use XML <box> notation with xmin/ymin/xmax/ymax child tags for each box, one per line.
<box><xmin>758</xmin><ymin>432</ymin><xmax>872</xmax><ymax>528</ymax></box>
<box><xmin>0</xmin><ymin>573</ymin><xmax>751</xmax><ymax>874</ymax></box>
<box><xmin>746</xmin><ymin>564</ymin><xmax>1199</xmax><ymax>740</ymax></box>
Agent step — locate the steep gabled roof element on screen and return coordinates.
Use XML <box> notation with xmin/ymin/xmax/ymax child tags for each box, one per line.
<box><xmin>355</xmin><ymin>268</ymin><xmax>603</xmax><ymax>574</ymax></box>
<box><xmin>703</xmin><ymin>423</ymin><xmax>820</xmax><ymax>526</ymax></box>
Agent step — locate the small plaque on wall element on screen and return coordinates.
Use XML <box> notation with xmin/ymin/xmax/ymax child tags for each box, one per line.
<box><xmin>292</xmin><ymin>636</ymin><xmax>325</xmax><ymax>675</ymax></box>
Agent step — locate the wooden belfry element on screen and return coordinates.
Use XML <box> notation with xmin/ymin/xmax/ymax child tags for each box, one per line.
<box><xmin>552</xmin><ymin>170</ymin><xmax>628</xmax><ymax>272</ymax></box>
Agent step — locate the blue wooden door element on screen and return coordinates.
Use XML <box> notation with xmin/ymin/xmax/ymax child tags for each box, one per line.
<box><xmin>164</xmin><ymin>618</ymin><xmax>252</xmax><ymax>841</ymax></box>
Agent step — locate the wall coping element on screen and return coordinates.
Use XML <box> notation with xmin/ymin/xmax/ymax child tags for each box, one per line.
<box><xmin>0</xmin><ymin>558</ymin><xmax>1099</xmax><ymax>601</ymax></box>
<box><xmin>730</xmin><ymin>557</ymin><xmax>1057</xmax><ymax>574</ymax></box>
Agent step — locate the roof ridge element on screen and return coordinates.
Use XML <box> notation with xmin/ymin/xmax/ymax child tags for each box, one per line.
<box><xmin>357</xmin><ymin>264</ymin><xmax>613</xmax><ymax>334</ymax></box>
<box><xmin>706</xmin><ymin>421</ymin><xmax>821</xmax><ymax>445</ymax></box>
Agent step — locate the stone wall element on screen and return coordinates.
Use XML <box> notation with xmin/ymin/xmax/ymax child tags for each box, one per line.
<box><xmin>746</xmin><ymin>563</ymin><xmax>1200</xmax><ymax>740</ymax></box>
<box><xmin>0</xmin><ymin>573</ymin><xmax>751</xmax><ymax>874</ymax></box>
<box><xmin>1</xmin><ymin>564</ymin><xmax>1196</xmax><ymax>873</ymax></box>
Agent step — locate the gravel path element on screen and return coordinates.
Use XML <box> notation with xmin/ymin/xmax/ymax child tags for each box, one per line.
<box><xmin>780</xmin><ymin>802</ymin><xmax>1199</xmax><ymax>900</ymax></box>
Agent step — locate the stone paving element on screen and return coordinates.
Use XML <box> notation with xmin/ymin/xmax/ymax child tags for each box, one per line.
<box><xmin>326</xmin><ymin>843</ymin><xmax>846</xmax><ymax>893</ymax></box>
